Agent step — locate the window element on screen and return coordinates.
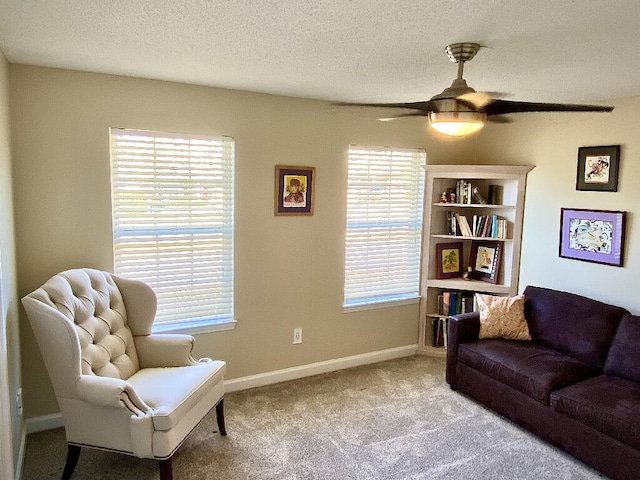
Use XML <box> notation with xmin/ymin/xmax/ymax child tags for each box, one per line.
<box><xmin>343</xmin><ymin>145</ymin><xmax>426</xmax><ymax>310</ymax></box>
<box><xmin>109</xmin><ymin>128</ymin><xmax>235</xmax><ymax>333</ymax></box>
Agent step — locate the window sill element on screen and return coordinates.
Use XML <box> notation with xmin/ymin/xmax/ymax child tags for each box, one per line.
<box><xmin>343</xmin><ymin>296</ymin><xmax>419</xmax><ymax>313</ymax></box>
<box><xmin>152</xmin><ymin>318</ymin><xmax>237</xmax><ymax>335</ymax></box>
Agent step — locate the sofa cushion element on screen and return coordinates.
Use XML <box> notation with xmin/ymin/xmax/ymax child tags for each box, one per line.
<box><xmin>523</xmin><ymin>286</ymin><xmax>628</xmax><ymax>368</ymax></box>
<box><xmin>476</xmin><ymin>293</ymin><xmax>530</xmax><ymax>340</ymax></box>
<box><xmin>605</xmin><ymin>314</ymin><xmax>640</xmax><ymax>383</ymax></box>
<box><xmin>551</xmin><ymin>375</ymin><xmax>640</xmax><ymax>451</ymax></box>
<box><xmin>458</xmin><ymin>339</ymin><xmax>600</xmax><ymax>404</ymax></box>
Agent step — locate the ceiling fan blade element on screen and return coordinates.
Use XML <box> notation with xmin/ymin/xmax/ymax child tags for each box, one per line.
<box><xmin>486</xmin><ymin>115</ymin><xmax>513</xmax><ymax>124</ymax></box>
<box><xmin>457</xmin><ymin>92</ymin><xmax>494</xmax><ymax>109</ymax></box>
<box><xmin>376</xmin><ymin>111</ymin><xmax>430</xmax><ymax>122</ymax></box>
<box><xmin>485</xmin><ymin>100</ymin><xmax>613</xmax><ymax>116</ymax></box>
<box><xmin>334</xmin><ymin>100</ymin><xmax>437</xmax><ymax>112</ymax></box>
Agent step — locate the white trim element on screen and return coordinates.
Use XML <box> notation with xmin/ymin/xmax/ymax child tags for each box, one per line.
<box><xmin>342</xmin><ymin>296</ymin><xmax>419</xmax><ymax>313</ymax></box>
<box><xmin>15</xmin><ymin>427</ymin><xmax>25</xmax><ymax>480</ymax></box>
<box><xmin>0</xmin><ymin>260</ymin><xmax>16</xmax><ymax>480</ymax></box>
<box><xmin>153</xmin><ymin>318</ymin><xmax>237</xmax><ymax>335</ymax></box>
<box><xmin>25</xmin><ymin>345</ymin><xmax>418</xmax><ymax>432</ymax></box>
<box><xmin>225</xmin><ymin>344</ymin><xmax>418</xmax><ymax>393</ymax></box>
<box><xmin>25</xmin><ymin>412</ymin><xmax>63</xmax><ymax>434</ymax></box>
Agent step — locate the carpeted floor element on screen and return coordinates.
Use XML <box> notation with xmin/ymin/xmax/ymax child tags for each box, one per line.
<box><xmin>22</xmin><ymin>355</ymin><xmax>606</xmax><ymax>479</ymax></box>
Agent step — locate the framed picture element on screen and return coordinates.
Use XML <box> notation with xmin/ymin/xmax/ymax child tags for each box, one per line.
<box><xmin>468</xmin><ymin>241</ymin><xmax>502</xmax><ymax>283</ymax></box>
<box><xmin>435</xmin><ymin>242</ymin><xmax>464</xmax><ymax>279</ymax></box>
<box><xmin>576</xmin><ymin>145</ymin><xmax>620</xmax><ymax>191</ymax></box>
<box><xmin>559</xmin><ymin>208</ymin><xmax>626</xmax><ymax>266</ymax></box>
<box><xmin>274</xmin><ymin>165</ymin><xmax>315</xmax><ymax>216</ymax></box>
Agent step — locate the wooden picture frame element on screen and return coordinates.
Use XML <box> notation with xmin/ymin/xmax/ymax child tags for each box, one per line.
<box><xmin>468</xmin><ymin>240</ymin><xmax>502</xmax><ymax>283</ymax></box>
<box><xmin>559</xmin><ymin>208</ymin><xmax>626</xmax><ymax>266</ymax></box>
<box><xmin>435</xmin><ymin>242</ymin><xmax>464</xmax><ymax>279</ymax></box>
<box><xmin>274</xmin><ymin>165</ymin><xmax>315</xmax><ymax>216</ymax></box>
<box><xmin>576</xmin><ymin>145</ymin><xmax>620</xmax><ymax>192</ymax></box>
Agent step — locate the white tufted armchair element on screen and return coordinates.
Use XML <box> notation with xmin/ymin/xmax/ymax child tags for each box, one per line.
<box><xmin>21</xmin><ymin>268</ymin><xmax>227</xmax><ymax>480</ymax></box>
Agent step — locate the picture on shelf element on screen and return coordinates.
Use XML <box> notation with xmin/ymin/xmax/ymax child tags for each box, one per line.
<box><xmin>468</xmin><ymin>240</ymin><xmax>502</xmax><ymax>283</ymax></box>
<box><xmin>435</xmin><ymin>242</ymin><xmax>463</xmax><ymax>279</ymax></box>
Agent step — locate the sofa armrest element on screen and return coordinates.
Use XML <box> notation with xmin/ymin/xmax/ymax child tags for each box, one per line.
<box><xmin>76</xmin><ymin>375</ymin><xmax>152</xmax><ymax>416</ymax></box>
<box><xmin>446</xmin><ymin>311</ymin><xmax>480</xmax><ymax>390</ymax></box>
<box><xmin>134</xmin><ymin>334</ymin><xmax>207</xmax><ymax>368</ymax></box>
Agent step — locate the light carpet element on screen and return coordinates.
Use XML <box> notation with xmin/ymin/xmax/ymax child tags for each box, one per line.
<box><xmin>22</xmin><ymin>355</ymin><xmax>606</xmax><ymax>479</ymax></box>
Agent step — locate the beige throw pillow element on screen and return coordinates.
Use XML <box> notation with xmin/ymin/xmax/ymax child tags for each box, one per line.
<box><xmin>477</xmin><ymin>293</ymin><xmax>531</xmax><ymax>340</ymax></box>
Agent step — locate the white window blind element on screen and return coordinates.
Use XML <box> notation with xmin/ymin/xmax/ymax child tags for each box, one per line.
<box><xmin>109</xmin><ymin>128</ymin><xmax>234</xmax><ymax>331</ymax></box>
<box><xmin>343</xmin><ymin>146</ymin><xmax>425</xmax><ymax>309</ymax></box>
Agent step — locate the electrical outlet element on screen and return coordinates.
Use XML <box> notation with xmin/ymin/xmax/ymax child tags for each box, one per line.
<box><xmin>16</xmin><ymin>388</ymin><xmax>23</xmax><ymax>416</ymax></box>
<box><xmin>293</xmin><ymin>327</ymin><xmax>303</xmax><ymax>344</ymax></box>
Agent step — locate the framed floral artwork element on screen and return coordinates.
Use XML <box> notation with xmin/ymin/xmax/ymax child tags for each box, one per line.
<box><xmin>435</xmin><ymin>242</ymin><xmax>464</xmax><ymax>279</ymax></box>
<box><xmin>559</xmin><ymin>208</ymin><xmax>626</xmax><ymax>266</ymax></box>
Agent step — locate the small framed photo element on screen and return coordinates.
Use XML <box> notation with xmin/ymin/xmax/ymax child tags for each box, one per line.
<box><xmin>559</xmin><ymin>208</ymin><xmax>626</xmax><ymax>267</ymax></box>
<box><xmin>576</xmin><ymin>145</ymin><xmax>620</xmax><ymax>192</ymax></box>
<box><xmin>275</xmin><ymin>165</ymin><xmax>315</xmax><ymax>216</ymax></box>
<box><xmin>435</xmin><ymin>242</ymin><xmax>464</xmax><ymax>279</ymax></box>
<box><xmin>468</xmin><ymin>241</ymin><xmax>502</xmax><ymax>284</ymax></box>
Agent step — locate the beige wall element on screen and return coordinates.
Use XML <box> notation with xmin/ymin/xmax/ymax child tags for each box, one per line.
<box><xmin>0</xmin><ymin>50</ymin><xmax>21</xmax><ymax>479</ymax></box>
<box><xmin>10</xmin><ymin>65</ymin><xmax>476</xmax><ymax>419</ymax></box>
<box><xmin>474</xmin><ymin>100</ymin><xmax>639</xmax><ymax>313</ymax></box>
<box><xmin>11</xmin><ymin>64</ymin><xmax>639</xmax><ymax>424</ymax></box>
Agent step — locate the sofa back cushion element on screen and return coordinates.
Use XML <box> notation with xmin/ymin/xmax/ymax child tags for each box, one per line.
<box><xmin>605</xmin><ymin>314</ymin><xmax>640</xmax><ymax>382</ymax></box>
<box><xmin>523</xmin><ymin>286</ymin><xmax>628</xmax><ymax>368</ymax></box>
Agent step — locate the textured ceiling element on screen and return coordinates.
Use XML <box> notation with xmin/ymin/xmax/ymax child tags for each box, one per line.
<box><xmin>1</xmin><ymin>1</ymin><xmax>640</xmax><ymax>104</ymax></box>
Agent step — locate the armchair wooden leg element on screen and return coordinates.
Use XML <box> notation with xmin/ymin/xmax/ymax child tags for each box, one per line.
<box><xmin>159</xmin><ymin>458</ymin><xmax>173</xmax><ymax>480</ymax></box>
<box><xmin>61</xmin><ymin>444</ymin><xmax>81</xmax><ymax>480</ymax></box>
<box><xmin>216</xmin><ymin>398</ymin><xmax>227</xmax><ymax>436</ymax></box>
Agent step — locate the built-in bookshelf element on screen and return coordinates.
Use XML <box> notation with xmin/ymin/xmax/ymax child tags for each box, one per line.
<box><xmin>417</xmin><ymin>165</ymin><xmax>534</xmax><ymax>356</ymax></box>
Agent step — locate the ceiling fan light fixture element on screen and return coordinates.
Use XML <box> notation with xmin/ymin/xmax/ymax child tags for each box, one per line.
<box><xmin>428</xmin><ymin>111</ymin><xmax>486</xmax><ymax>136</ymax></box>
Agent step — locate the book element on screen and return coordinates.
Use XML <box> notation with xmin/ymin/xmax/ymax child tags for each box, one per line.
<box><xmin>431</xmin><ymin>317</ymin><xmax>438</xmax><ymax>347</ymax></box>
<box><xmin>448</xmin><ymin>292</ymin><xmax>458</xmax><ymax>315</ymax></box>
<box><xmin>438</xmin><ymin>290</ymin><xmax>477</xmax><ymax>316</ymax></box>
<box><xmin>454</xmin><ymin>213</ymin><xmax>473</xmax><ymax>236</ymax></box>
<box><xmin>446</xmin><ymin>210</ymin><xmax>457</xmax><ymax>235</ymax></box>
<box><xmin>488</xmin><ymin>184</ymin><xmax>503</xmax><ymax>205</ymax></box>
<box><xmin>434</xmin><ymin>317</ymin><xmax>445</xmax><ymax>347</ymax></box>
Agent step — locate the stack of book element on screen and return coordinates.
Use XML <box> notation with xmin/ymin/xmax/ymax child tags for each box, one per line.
<box><xmin>451</xmin><ymin>180</ymin><xmax>488</xmax><ymax>205</ymax></box>
<box><xmin>446</xmin><ymin>211</ymin><xmax>508</xmax><ymax>239</ymax></box>
<box><xmin>431</xmin><ymin>291</ymin><xmax>478</xmax><ymax>348</ymax></box>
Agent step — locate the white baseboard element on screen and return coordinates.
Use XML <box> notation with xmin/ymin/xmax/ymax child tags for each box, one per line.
<box><xmin>224</xmin><ymin>344</ymin><xmax>418</xmax><ymax>393</ymax></box>
<box><xmin>25</xmin><ymin>412</ymin><xmax>63</xmax><ymax>434</ymax></box>
<box><xmin>25</xmin><ymin>344</ymin><xmax>418</xmax><ymax>433</ymax></box>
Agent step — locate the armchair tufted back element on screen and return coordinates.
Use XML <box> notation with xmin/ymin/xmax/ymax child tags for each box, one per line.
<box><xmin>27</xmin><ymin>269</ymin><xmax>140</xmax><ymax>380</ymax></box>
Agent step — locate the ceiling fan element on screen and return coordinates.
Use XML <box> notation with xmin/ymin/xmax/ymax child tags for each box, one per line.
<box><xmin>338</xmin><ymin>42</ymin><xmax>613</xmax><ymax>137</ymax></box>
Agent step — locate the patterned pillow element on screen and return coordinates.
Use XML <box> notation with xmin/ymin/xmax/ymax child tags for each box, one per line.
<box><xmin>477</xmin><ymin>293</ymin><xmax>531</xmax><ymax>340</ymax></box>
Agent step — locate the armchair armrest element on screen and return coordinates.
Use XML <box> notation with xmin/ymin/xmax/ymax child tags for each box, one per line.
<box><xmin>446</xmin><ymin>311</ymin><xmax>480</xmax><ymax>390</ymax></box>
<box><xmin>134</xmin><ymin>334</ymin><xmax>209</xmax><ymax>368</ymax></box>
<box><xmin>76</xmin><ymin>375</ymin><xmax>151</xmax><ymax>416</ymax></box>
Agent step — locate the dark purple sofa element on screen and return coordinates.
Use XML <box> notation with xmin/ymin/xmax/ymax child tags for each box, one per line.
<box><xmin>446</xmin><ymin>286</ymin><xmax>640</xmax><ymax>480</ymax></box>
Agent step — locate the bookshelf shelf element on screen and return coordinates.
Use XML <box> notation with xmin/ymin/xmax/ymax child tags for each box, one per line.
<box><xmin>431</xmin><ymin>234</ymin><xmax>513</xmax><ymax>242</ymax></box>
<box><xmin>417</xmin><ymin>164</ymin><xmax>534</xmax><ymax>356</ymax></box>
<box><xmin>433</xmin><ymin>203</ymin><xmax>514</xmax><ymax>209</ymax></box>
